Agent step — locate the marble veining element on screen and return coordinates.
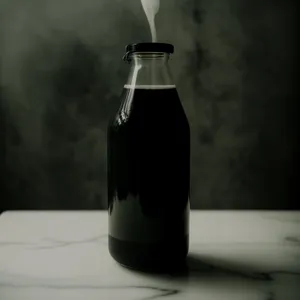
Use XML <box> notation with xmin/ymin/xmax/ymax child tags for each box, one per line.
<box><xmin>0</xmin><ymin>211</ymin><xmax>300</xmax><ymax>300</ymax></box>
<box><xmin>0</xmin><ymin>235</ymin><xmax>107</xmax><ymax>250</ymax></box>
<box><xmin>0</xmin><ymin>281</ymin><xmax>179</xmax><ymax>300</ymax></box>
<box><xmin>284</xmin><ymin>236</ymin><xmax>300</xmax><ymax>246</ymax></box>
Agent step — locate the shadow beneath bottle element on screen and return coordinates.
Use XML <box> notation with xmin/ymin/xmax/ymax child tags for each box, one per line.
<box><xmin>123</xmin><ymin>252</ymin><xmax>285</xmax><ymax>283</ymax></box>
<box><xmin>176</xmin><ymin>253</ymin><xmax>273</xmax><ymax>281</ymax></box>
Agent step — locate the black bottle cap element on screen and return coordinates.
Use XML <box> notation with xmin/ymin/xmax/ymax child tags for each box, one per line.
<box><xmin>123</xmin><ymin>43</ymin><xmax>174</xmax><ymax>62</ymax></box>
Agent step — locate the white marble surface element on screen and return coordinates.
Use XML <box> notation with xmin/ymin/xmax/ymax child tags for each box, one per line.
<box><xmin>0</xmin><ymin>211</ymin><xmax>299</xmax><ymax>300</ymax></box>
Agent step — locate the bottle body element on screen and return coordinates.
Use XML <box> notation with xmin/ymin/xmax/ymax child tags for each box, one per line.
<box><xmin>107</xmin><ymin>45</ymin><xmax>190</xmax><ymax>271</ymax></box>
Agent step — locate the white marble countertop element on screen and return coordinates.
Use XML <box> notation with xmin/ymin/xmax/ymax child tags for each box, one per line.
<box><xmin>0</xmin><ymin>211</ymin><xmax>299</xmax><ymax>300</ymax></box>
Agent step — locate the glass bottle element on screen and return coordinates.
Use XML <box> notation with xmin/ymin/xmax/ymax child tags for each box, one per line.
<box><xmin>107</xmin><ymin>43</ymin><xmax>190</xmax><ymax>272</ymax></box>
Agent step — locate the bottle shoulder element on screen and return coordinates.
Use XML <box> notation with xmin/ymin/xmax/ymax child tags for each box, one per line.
<box><xmin>108</xmin><ymin>87</ymin><xmax>189</xmax><ymax>131</ymax></box>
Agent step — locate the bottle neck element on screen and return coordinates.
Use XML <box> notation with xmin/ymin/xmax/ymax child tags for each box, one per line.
<box><xmin>125</xmin><ymin>52</ymin><xmax>175</xmax><ymax>88</ymax></box>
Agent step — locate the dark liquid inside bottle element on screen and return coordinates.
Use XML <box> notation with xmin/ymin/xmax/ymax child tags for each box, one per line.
<box><xmin>107</xmin><ymin>86</ymin><xmax>190</xmax><ymax>272</ymax></box>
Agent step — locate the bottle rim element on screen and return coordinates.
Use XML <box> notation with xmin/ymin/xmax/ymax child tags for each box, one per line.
<box><xmin>123</xmin><ymin>43</ymin><xmax>174</xmax><ymax>62</ymax></box>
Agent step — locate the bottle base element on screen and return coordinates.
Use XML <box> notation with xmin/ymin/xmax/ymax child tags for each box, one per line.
<box><xmin>108</xmin><ymin>234</ymin><xmax>189</xmax><ymax>273</ymax></box>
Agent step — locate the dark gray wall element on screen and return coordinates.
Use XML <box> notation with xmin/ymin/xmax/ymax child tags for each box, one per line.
<box><xmin>0</xmin><ymin>0</ymin><xmax>298</xmax><ymax>210</ymax></box>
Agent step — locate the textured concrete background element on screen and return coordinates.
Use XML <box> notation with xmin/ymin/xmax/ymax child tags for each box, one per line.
<box><xmin>0</xmin><ymin>0</ymin><xmax>298</xmax><ymax>210</ymax></box>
